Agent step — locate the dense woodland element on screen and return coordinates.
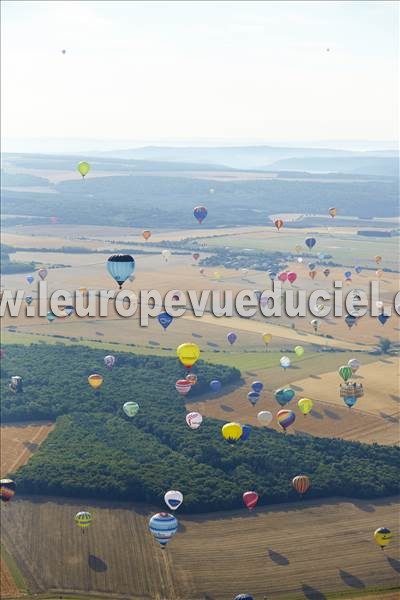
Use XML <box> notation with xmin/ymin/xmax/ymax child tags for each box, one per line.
<box><xmin>1</xmin><ymin>344</ymin><xmax>399</xmax><ymax>512</ymax></box>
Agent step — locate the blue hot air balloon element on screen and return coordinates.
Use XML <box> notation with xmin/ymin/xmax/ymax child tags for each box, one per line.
<box><xmin>25</xmin><ymin>296</ymin><xmax>33</xmax><ymax>306</ymax></box>
<box><xmin>227</xmin><ymin>332</ymin><xmax>237</xmax><ymax>345</ymax></box>
<box><xmin>158</xmin><ymin>312</ymin><xmax>173</xmax><ymax>331</ymax></box>
<box><xmin>308</xmin><ymin>262</ymin><xmax>316</xmax><ymax>271</ymax></box>
<box><xmin>251</xmin><ymin>381</ymin><xmax>263</xmax><ymax>393</ymax></box>
<box><xmin>107</xmin><ymin>255</ymin><xmax>135</xmax><ymax>288</ymax></box>
<box><xmin>343</xmin><ymin>395</ymin><xmax>357</xmax><ymax>408</ymax></box>
<box><xmin>234</xmin><ymin>596</ymin><xmax>254</xmax><ymax>600</ymax></box>
<box><xmin>274</xmin><ymin>387</ymin><xmax>295</xmax><ymax>407</ymax></box>
<box><xmin>344</xmin><ymin>271</ymin><xmax>352</xmax><ymax>279</ymax></box>
<box><xmin>268</xmin><ymin>271</ymin><xmax>277</xmax><ymax>281</ymax></box>
<box><xmin>193</xmin><ymin>206</ymin><xmax>208</xmax><ymax>224</ymax></box>
<box><xmin>305</xmin><ymin>237</ymin><xmax>316</xmax><ymax>250</ymax></box>
<box><xmin>345</xmin><ymin>314</ymin><xmax>357</xmax><ymax>329</ymax></box>
<box><xmin>148</xmin><ymin>512</ymin><xmax>178</xmax><ymax>548</ymax></box>
<box><xmin>26</xmin><ymin>275</ymin><xmax>34</xmax><ymax>285</ymax></box>
<box><xmin>247</xmin><ymin>391</ymin><xmax>260</xmax><ymax>406</ymax></box>
<box><xmin>378</xmin><ymin>314</ymin><xmax>389</xmax><ymax>325</ymax></box>
<box><xmin>355</xmin><ymin>265</ymin><xmax>362</xmax><ymax>274</ymax></box>
<box><xmin>210</xmin><ymin>380</ymin><xmax>222</xmax><ymax>393</ymax></box>
<box><xmin>240</xmin><ymin>424</ymin><xmax>251</xmax><ymax>441</ymax></box>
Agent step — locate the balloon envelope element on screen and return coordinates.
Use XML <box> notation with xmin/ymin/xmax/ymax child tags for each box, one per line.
<box><xmin>177</xmin><ymin>343</ymin><xmax>200</xmax><ymax>368</ymax></box>
<box><xmin>243</xmin><ymin>491</ymin><xmax>259</xmax><ymax>510</ymax></box>
<box><xmin>142</xmin><ymin>230</ymin><xmax>152</xmax><ymax>240</ymax></box>
<box><xmin>274</xmin><ymin>219</ymin><xmax>283</xmax><ymax>230</ymax></box>
<box><xmin>104</xmin><ymin>355</ymin><xmax>116</xmax><ymax>369</ymax></box>
<box><xmin>305</xmin><ymin>237</ymin><xmax>316</xmax><ymax>249</ymax></box>
<box><xmin>186</xmin><ymin>412</ymin><xmax>202</xmax><ymax>429</ymax></box>
<box><xmin>38</xmin><ymin>268</ymin><xmax>48</xmax><ymax>280</ymax></box>
<box><xmin>149</xmin><ymin>512</ymin><xmax>178</xmax><ymax>547</ymax></box>
<box><xmin>262</xmin><ymin>333</ymin><xmax>272</xmax><ymax>345</ymax></box>
<box><xmin>276</xmin><ymin>409</ymin><xmax>296</xmax><ymax>431</ymax></box>
<box><xmin>240</xmin><ymin>424</ymin><xmax>251</xmax><ymax>441</ymax></box>
<box><xmin>77</xmin><ymin>161</ymin><xmax>90</xmax><ymax>177</ymax></box>
<box><xmin>186</xmin><ymin>373</ymin><xmax>198</xmax><ymax>385</ymax></box>
<box><xmin>176</xmin><ymin>379</ymin><xmax>192</xmax><ymax>395</ymax></box>
<box><xmin>221</xmin><ymin>422</ymin><xmax>242</xmax><ymax>443</ymax></box>
<box><xmin>292</xmin><ymin>475</ymin><xmax>311</xmax><ymax>495</ymax></box>
<box><xmin>247</xmin><ymin>391</ymin><xmax>260</xmax><ymax>406</ymax></box>
<box><xmin>257</xmin><ymin>410</ymin><xmax>272</xmax><ymax>426</ymax></box>
<box><xmin>294</xmin><ymin>345</ymin><xmax>304</xmax><ymax>357</ymax></box>
<box><xmin>227</xmin><ymin>332</ymin><xmax>237</xmax><ymax>345</ymax></box>
<box><xmin>158</xmin><ymin>312</ymin><xmax>173</xmax><ymax>330</ymax></box>
<box><xmin>274</xmin><ymin>387</ymin><xmax>295</xmax><ymax>407</ymax></box>
<box><xmin>378</xmin><ymin>314</ymin><xmax>389</xmax><ymax>325</ymax></box>
<box><xmin>287</xmin><ymin>271</ymin><xmax>297</xmax><ymax>283</ymax></box>
<box><xmin>280</xmin><ymin>356</ymin><xmax>291</xmax><ymax>369</ymax></box>
<box><xmin>0</xmin><ymin>479</ymin><xmax>16</xmax><ymax>502</ymax></box>
<box><xmin>193</xmin><ymin>206</ymin><xmax>208</xmax><ymax>224</ymax></box>
<box><xmin>107</xmin><ymin>255</ymin><xmax>135</xmax><ymax>288</ymax></box>
<box><xmin>210</xmin><ymin>380</ymin><xmax>222</xmax><ymax>393</ymax></box>
<box><xmin>339</xmin><ymin>366</ymin><xmax>352</xmax><ymax>382</ymax></box>
<box><xmin>298</xmin><ymin>398</ymin><xmax>313</xmax><ymax>415</ymax></box>
<box><xmin>88</xmin><ymin>373</ymin><xmax>103</xmax><ymax>390</ymax></box>
<box><xmin>374</xmin><ymin>527</ymin><xmax>392</xmax><ymax>549</ymax></box>
<box><xmin>164</xmin><ymin>490</ymin><xmax>183</xmax><ymax>510</ymax></box>
<box><xmin>75</xmin><ymin>511</ymin><xmax>92</xmax><ymax>529</ymax></box>
<box><xmin>123</xmin><ymin>401</ymin><xmax>139</xmax><ymax>417</ymax></box>
<box><xmin>348</xmin><ymin>358</ymin><xmax>361</xmax><ymax>372</ymax></box>
<box><xmin>26</xmin><ymin>275</ymin><xmax>34</xmax><ymax>284</ymax></box>
<box><xmin>251</xmin><ymin>381</ymin><xmax>263</xmax><ymax>393</ymax></box>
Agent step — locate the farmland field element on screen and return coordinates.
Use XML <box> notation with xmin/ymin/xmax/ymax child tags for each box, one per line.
<box><xmin>1</xmin><ymin>496</ymin><xmax>399</xmax><ymax>600</ymax></box>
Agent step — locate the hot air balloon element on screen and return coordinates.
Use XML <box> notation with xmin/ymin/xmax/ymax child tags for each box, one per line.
<box><xmin>199</xmin><ymin>267</ymin><xmax>205</xmax><ymax>275</ymax></box>
<box><xmin>38</xmin><ymin>268</ymin><xmax>48</xmax><ymax>281</ymax></box>
<box><xmin>376</xmin><ymin>300</ymin><xmax>384</xmax><ymax>311</ymax></box>
<box><xmin>374</xmin><ymin>527</ymin><xmax>393</xmax><ymax>550</ymax></box>
<box><xmin>280</xmin><ymin>356</ymin><xmax>291</xmax><ymax>370</ymax></box>
<box><xmin>47</xmin><ymin>311</ymin><xmax>56</xmax><ymax>323</ymax></box>
<box><xmin>227</xmin><ymin>332</ymin><xmax>237</xmax><ymax>345</ymax></box>
<box><xmin>309</xmin><ymin>270</ymin><xmax>317</xmax><ymax>280</ymax></box>
<box><xmin>305</xmin><ymin>237</ymin><xmax>316</xmax><ymax>250</ymax></box>
<box><xmin>25</xmin><ymin>296</ymin><xmax>33</xmax><ymax>306</ymax></box>
<box><xmin>344</xmin><ymin>271</ymin><xmax>352</xmax><ymax>280</ymax></box>
<box><xmin>298</xmin><ymin>398</ymin><xmax>313</xmax><ymax>416</ymax></box>
<box><xmin>221</xmin><ymin>422</ymin><xmax>242</xmax><ymax>444</ymax></box>
<box><xmin>345</xmin><ymin>314</ymin><xmax>357</xmax><ymax>329</ymax></box>
<box><xmin>233</xmin><ymin>595</ymin><xmax>254</xmax><ymax>600</ymax></box>
<box><xmin>294</xmin><ymin>346</ymin><xmax>304</xmax><ymax>357</ymax></box>
<box><xmin>77</xmin><ymin>161</ymin><xmax>90</xmax><ymax>178</ymax></box>
<box><xmin>348</xmin><ymin>358</ymin><xmax>361</xmax><ymax>373</ymax></box>
<box><xmin>257</xmin><ymin>410</ymin><xmax>272</xmax><ymax>426</ymax></box>
<box><xmin>328</xmin><ymin>207</ymin><xmax>337</xmax><ymax>218</ymax></box>
<box><xmin>243</xmin><ymin>491</ymin><xmax>259</xmax><ymax>510</ymax></box>
<box><xmin>355</xmin><ymin>265</ymin><xmax>362</xmax><ymax>274</ymax></box>
<box><xmin>276</xmin><ymin>409</ymin><xmax>296</xmax><ymax>433</ymax></box>
<box><xmin>192</xmin><ymin>253</ymin><xmax>200</xmax><ymax>263</ymax></box>
<box><xmin>323</xmin><ymin>268</ymin><xmax>330</xmax><ymax>277</ymax></box>
<box><xmin>176</xmin><ymin>379</ymin><xmax>192</xmax><ymax>395</ymax></box>
<box><xmin>343</xmin><ymin>395</ymin><xmax>357</xmax><ymax>408</ymax></box>
<box><xmin>104</xmin><ymin>355</ymin><xmax>116</xmax><ymax>369</ymax></box>
<box><xmin>262</xmin><ymin>333</ymin><xmax>272</xmax><ymax>348</ymax></box>
<box><xmin>123</xmin><ymin>401</ymin><xmax>139</xmax><ymax>417</ymax></box>
<box><xmin>214</xmin><ymin>271</ymin><xmax>222</xmax><ymax>281</ymax></box>
<box><xmin>149</xmin><ymin>512</ymin><xmax>178</xmax><ymax>548</ymax></box>
<box><xmin>378</xmin><ymin>313</ymin><xmax>389</xmax><ymax>325</ymax></box>
<box><xmin>193</xmin><ymin>206</ymin><xmax>208</xmax><ymax>224</ymax></box>
<box><xmin>161</xmin><ymin>249</ymin><xmax>171</xmax><ymax>262</ymax></box>
<box><xmin>177</xmin><ymin>343</ymin><xmax>200</xmax><ymax>368</ymax></box>
<box><xmin>375</xmin><ymin>255</ymin><xmax>382</xmax><ymax>265</ymax></box>
<box><xmin>292</xmin><ymin>475</ymin><xmax>310</xmax><ymax>495</ymax></box>
<box><xmin>240</xmin><ymin>424</ymin><xmax>251</xmax><ymax>441</ymax></box>
<box><xmin>241</xmin><ymin>268</ymin><xmax>249</xmax><ymax>277</ymax></box>
<box><xmin>287</xmin><ymin>272</ymin><xmax>297</xmax><ymax>284</ymax></box>
<box><xmin>247</xmin><ymin>391</ymin><xmax>260</xmax><ymax>406</ymax></box>
<box><xmin>75</xmin><ymin>511</ymin><xmax>92</xmax><ymax>533</ymax></box>
<box><xmin>268</xmin><ymin>271</ymin><xmax>277</xmax><ymax>281</ymax></box>
<box><xmin>308</xmin><ymin>262</ymin><xmax>316</xmax><ymax>271</ymax></box>
<box><xmin>158</xmin><ymin>312</ymin><xmax>173</xmax><ymax>331</ymax></box>
<box><xmin>274</xmin><ymin>219</ymin><xmax>283</xmax><ymax>231</ymax></box>
<box><xmin>164</xmin><ymin>490</ymin><xmax>183</xmax><ymax>511</ymax></box>
<box><xmin>142</xmin><ymin>230</ymin><xmax>152</xmax><ymax>241</ymax></box>
<box><xmin>186</xmin><ymin>373</ymin><xmax>198</xmax><ymax>385</ymax></box>
<box><xmin>376</xmin><ymin>269</ymin><xmax>383</xmax><ymax>279</ymax></box>
<box><xmin>274</xmin><ymin>387</ymin><xmax>295</xmax><ymax>407</ymax></box>
<box><xmin>88</xmin><ymin>373</ymin><xmax>103</xmax><ymax>390</ymax></box>
<box><xmin>0</xmin><ymin>479</ymin><xmax>16</xmax><ymax>502</ymax></box>
<box><xmin>210</xmin><ymin>380</ymin><xmax>222</xmax><ymax>393</ymax></box>
<box><xmin>278</xmin><ymin>271</ymin><xmax>288</xmax><ymax>283</ymax></box>
<box><xmin>339</xmin><ymin>365</ymin><xmax>352</xmax><ymax>382</ymax></box>
<box><xmin>186</xmin><ymin>412</ymin><xmax>202</xmax><ymax>429</ymax></box>
<box><xmin>251</xmin><ymin>381</ymin><xmax>263</xmax><ymax>393</ymax></box>
<box><xmin>107</xmin><ymin>255</ymin><xmax>135</xmax><ymax>289</ymax></box>
<box><xmin>26</xmin><ymin>275</ymin><xmax>34</xmax><ymax>285</ymax></box>
<box><xmin>64</xmin><ymin>305</ymin><xmax>74</xmax><ymax>316</ymax></box>
<box><xmin>9</xmin><ymin>376</ymin><xmax>23</xmax><ymax>393</ymax></box>
<box><xmin>311</xmin><ymin>319</ymin><xmax>320</xmax><ymax>333</ymax></box>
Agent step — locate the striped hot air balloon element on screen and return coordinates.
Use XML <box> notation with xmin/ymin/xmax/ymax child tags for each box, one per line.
<box><xmin>0</xmin><ymin>479</ymin><xmax>16</xmax><ymax>502</ymax></box>
<box><xmin>75</xmin><ymin>511</ymin><xmax>92</xmax><ymax>534</ymax></box>
<box><xmin>175</xmin><ymin>379</ymin><xmax>192</xmax><ymax>395</ymax></box>
<box><xmin>292</xmin><ymin>475</ymin><xmax>311</xmax><ymax>496</ymax></box>
<box><xmin>186</xmin><ymin>412</ymin><xmax>203</xmax><ymax>429</ymax></box>
<box><xmin>149</xmin><ymin>512</ymin><xmax>178</xmax><ymax>548</ymax></box>
<box><xmin>276</xmin><ymin>409</ymin><xmax>296</xmax><ymax>433</ymax></box>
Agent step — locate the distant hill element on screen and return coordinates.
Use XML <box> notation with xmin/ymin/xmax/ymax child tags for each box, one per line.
<box><xmin>264</xmin><ymin>157</ymin><xmax>399</xmax><ymax>177</ymax></box>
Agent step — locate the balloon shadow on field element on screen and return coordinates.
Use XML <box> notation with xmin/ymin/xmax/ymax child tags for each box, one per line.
<box><xmin>291</xmin><ymin>384</ymin><xmax>304</xmax><ymax>391</ymax></box>
<box><xmin>308</xmin><ymin>374</ymin><xmax>321</xmax><ymax>380</ymax></box>
<box><xmin>88</xmin><ymin>554</ymin><xmax>107</xmax><ymax>572</ymax></box>
<box><xmin>23</xmin><ymin>441</ymin><xmax>39</xmax><ymax>451</ymax></box>
<box><xmin>323</xmin><ymin>408</ymin><xmax>341</xmax><ymax>420</ymax></box>
<box><xmin>390</xmin><ymin>394</ymin><xmax>400</xmax><ymax>403</ymax></box>
<box><xmin>267</xmin><ymin>549</ymin><xmax>289</xmax><ymax>565</ymax></box>
<box><xmin>220</xmin><ymin>404</ymin><xmax>235</xmax><ymax>412</ymax></box>
<box><xmin>386</xmin><ymin>556</ymin><xmax>400</xmax><ymax>573</ymax></box>
<box><xmin>339</xmin><ymin>569</ymin><xmax>365</xmax><ymax>589</ymax></box>
<box><xmin>379</xmin><ymin>411</ymin><xmax>399</xmax><ymax>423</ymax></box>
<box><xmin>301</xmin><ymin>583</ymin><xmax>327</xmax><ymax>599</ymax></box>
<box><xmin>310</xmin><ymin>409</ymin><xmax>323</xmax><ymax>420</ymax></box>
<box><xmin>351</xmin><ymin>499</ymin><xmax>375</xmax><ymax>513</ymax></box>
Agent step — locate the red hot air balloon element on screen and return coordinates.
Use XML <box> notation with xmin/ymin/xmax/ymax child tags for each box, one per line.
<box><xmin>175</xmin><ymin>379</ymin><xmax>192</xmax><ymax>395</ymax></box>
<box><xmin>274</xmin><ymin>219</ymin><xmax>284</xmax><ymax>231</ymax></box>
<box><xmin>292</xmin><ymin>475</ymin><xmax>311</xmax><ymax>496</ymax></box>
<box><xmin>278</xmin><ymin>271</ymin><xmax>288</xmax><ymax>282</ymax></box>
<box><xmin>243</xmin><ymin>491</ymin><xmax>259</xmax><ymax>510</ymax></box>
<box><xmin>287</xmin><ymin>272</ymin><xmax>297</xmax><ymax>284</ymax></box>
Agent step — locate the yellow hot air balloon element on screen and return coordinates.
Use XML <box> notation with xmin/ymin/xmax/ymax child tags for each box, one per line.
<box><xmin>75</xmin><ymin>511</ymin><xmax>92</xmax><ymax>534</ymax></box>
<box><xmin>262</xmin><ymin>333</ymin><xmax>272</xmax><ymax>346</ymax></box>
<box><xmin>77</xmin><ymin>161</ymin><xmax>90</xmax><ymax>178</ymax></box>
<box><xmin>298</xmin><ymin>397</ymin><xmax>313</xmax><ymax>416</ymax></box>
<box><xmin>214</xmin><ymin>271</ymin><xmax>222</xmax><ymax>281</ymax></box>
<box><xmin>88</xmin><ymin>373</ymin><xmax>103</xmax><ymax>390</ymax></box>
<box><xmin>142</xmin><ymin>230</ymin><xmax>152</xmax><ymax>241</ymax></box>
<box><xmin>221</xmin><ymin>422</ymin><xmax>242</xmax><ymax>444</ymax></box>
<box><xmin>328</xmin><ymin>207</ymin><xmax>337</xmax><ymax>218</ymax></box>
<box><xmin>294</xmin><ymin>345</ymin><xmax>304</xmax><ymax>357</ymax></box>
<box><xmin>176</xmin><ymin>343</ymin><xmax>200</xmax><ymax>369</ymax></box>
<box><xmin>374</xmin><ymin>527</ymin><xmax>392</xmax><ymax>550</ymax></box>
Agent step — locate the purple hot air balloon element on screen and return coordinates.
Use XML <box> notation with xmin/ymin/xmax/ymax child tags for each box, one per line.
<box><xmin>193</xmin><ymin>206</ymin><xmax>208</xmax><ymax>224</ymax></box>
<box><xmin>227</xmin><ymin>332</ymin><xmax>237</xmax><ymax>345</ymax></box>
<box><xmin>251</xmin><ymin>381</ymin><xmax>263</xmax><ymax>393</ymax></box>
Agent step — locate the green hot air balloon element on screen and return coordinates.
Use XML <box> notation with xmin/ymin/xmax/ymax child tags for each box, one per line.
<box><xmin>339</xmin><ymin>365</ymin><xmax>352</xmax><ymax>382</ymax></box>
<box><xmin>77</xmin><ymin>161</ymin><xmax>90</xmax><ymax>178</ymax></box>
<box><xmin>123</xmin><ymin>402</ymin><xmax>139</xmax><ymax>418</ymax></box>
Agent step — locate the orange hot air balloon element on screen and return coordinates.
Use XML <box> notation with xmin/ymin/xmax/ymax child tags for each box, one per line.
<box><xmin>142</xmin><ymin>230</ymin><xmax>152</xmax><ymax>241</ymax></box>
<box><xmin>274</xmin><ymin>219</ymin><xmax>284</xmax><ymax>231</ymax></box>
<box><xmin>309</xmin><ymin>270</ymin><xmax>317</xmax><ymax>280</ymax></box>
<box><xmin>375</xmin><ymin>255</ymin><xmax>382</xmax><ymax>265</ymax></box>
<box><xmin>292</xmin><ymin>475</ymin><xmax>311</xmax><ymax>496</ymax></box>
<box><xmin>88</xmin><ymin>374</ymin><xmax>103</xmax><ymax>390</ymax></box>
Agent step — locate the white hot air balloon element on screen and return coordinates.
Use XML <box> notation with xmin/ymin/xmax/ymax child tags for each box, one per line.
<box><xmin>348</xmin><ymin>358</ymin><xmax>361</xmax><ymax>373</ymax></box>
<box><xmin>280</xmin><ymin>356</ymin><xmax>291</xmax><ymax>370</ymax></box>
<box><xmin>186</xmin><ymin>412</ymin><xmax>203</xmax><ymax>429</ymax></box>
<box><xmin>257</xmin><ymin>411</ymin><xmax>273</xmax><ymax>426</ymax></box>
<box><xmin>164</xmin><ymin>490</ymin><xmax>183</xmax><ymax>510</ymax></box>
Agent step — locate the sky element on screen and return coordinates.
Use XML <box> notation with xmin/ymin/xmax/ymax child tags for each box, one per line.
<box><xmin>1</xmin><ymin>1</ymin><xmax>398</xmax><ymax>150</ymax></box>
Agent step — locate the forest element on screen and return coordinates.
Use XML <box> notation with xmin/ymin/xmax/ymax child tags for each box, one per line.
<box><xmin>1</xmin><ymin>344</ymin><xmax>399</xmax><ymax>513</ymax></box>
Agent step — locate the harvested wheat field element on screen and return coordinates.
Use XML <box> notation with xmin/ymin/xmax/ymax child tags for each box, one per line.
<box><xmin>0</xmin><ymin>554</ymin><xmax>23</xmax><ymax>599</ymax></box>
<box><xmin>1</xmin><ymin>422</ymin><xmax>54</xmax><ymax>476</ymax></box>
<box><xmin>1</xmin><ymin>496</ymin><xmax>399</xmax><ymax>600</ymax></box>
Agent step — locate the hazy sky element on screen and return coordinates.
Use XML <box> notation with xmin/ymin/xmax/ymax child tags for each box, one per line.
<box><xmin>2</xmin><ymin>1</ymin><xmax>398</xmax><ymax>146</ymax></box>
